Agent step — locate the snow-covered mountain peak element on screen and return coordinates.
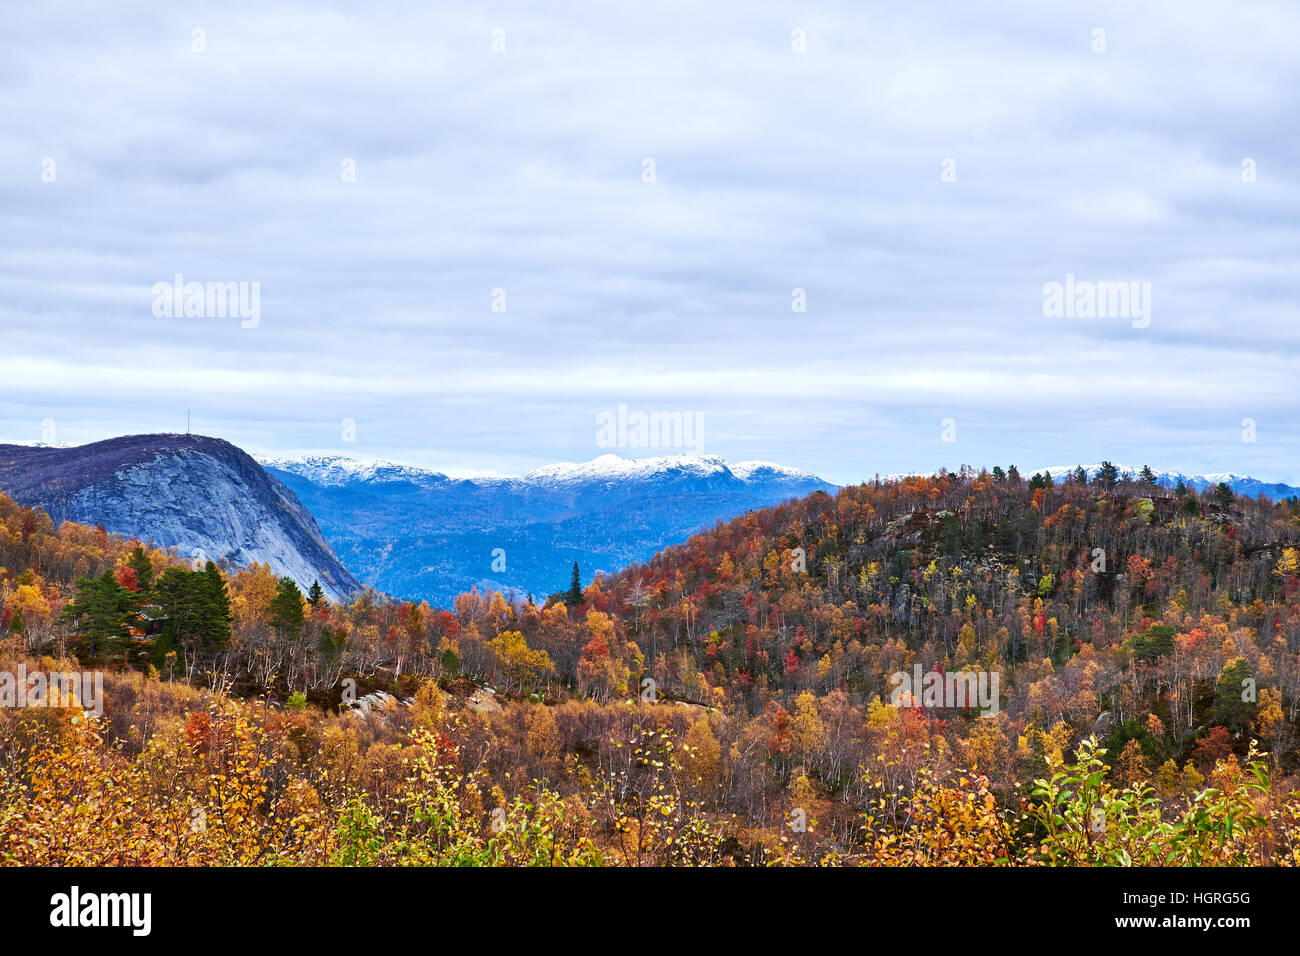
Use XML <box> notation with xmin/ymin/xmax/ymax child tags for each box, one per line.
<box><xmin>522</xmin><ymin>453</ymin><xmax>735</xmax><ymax>485</ymax></box>
<box><xmin>262</xmin><ymin>451</ymin><xmax>829</xmax><ymax>489</ymax></box>
<box><xmin>256</xmin><ymin>454</ymin><xmax>445</xmax><ymax>487</ymax></box>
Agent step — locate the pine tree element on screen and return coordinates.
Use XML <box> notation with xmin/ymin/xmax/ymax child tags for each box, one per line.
<box><xmin>1215</xmin><ymin>482</ymin><xmax>1234</xmax><ymax>510</ymax></box>
<box><xmin>152</xmin><ymin>563</ymin><xmax>232</xmax><ymax>661</ymax></box>
<box><xmin>1138</xmin><ymin>465</ymin><xmax>1157</xmax><ymax>485</ymax></box>
<box><xmin>307</xmin><ymin>579</ymin><xmax>325</xmax><ymax>608</ymax></box>
<box><xmin>1209</xmin><ymin>658</ymin><xmax>1256</xmax><ymax>733</ymax></box>
<box><xmin>941</xmin><ymin>513</ymin><xmax>962</xmax><ymax>557</ymax></box>
<box><xmin>62</xmin><ymin>570</ymin><xmax>138</xmax><ymax>658</ymax></box>
<box><xmin>997</xmin><ymin>517</ymin><xmax>1016</xmax><ymax>553</ymax></box>
<box><xmin>1097</xmin><ymin>461</ymin><xmax>1120</xmax><ymax>491</ymax></box>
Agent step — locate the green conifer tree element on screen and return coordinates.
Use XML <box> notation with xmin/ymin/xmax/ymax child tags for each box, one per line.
<box><xmin>566</xmin><ymin>562</ymin><xmax>583</xmax><ymax>607</ymax></box>
<box><xmin>270</xmin><ymin>577</ymin><xmax>306</xmax><ymax>639</ymax></box>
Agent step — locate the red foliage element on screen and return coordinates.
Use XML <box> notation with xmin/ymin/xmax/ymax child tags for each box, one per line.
<box><xmin>1192</xmin><ymin>727</ymin><xmax>1234</xmax><ymax>769</ymax></box>
<box><xmin>184</xmin><ymin>711</ymin><xmax>212</xmax><ymax>753</ymax></box>
<box><xmin>434</xmin><ymin>609</ymin><xmax>459</xmax><ymax>637</ymax></box>
<box><xmin>581</xmin><ymin>635</ymin><xmax>610</xmax><ymax>661</ymax></box>
<box><xmin>114</xmin><ymin>566</ymin><xmax>140</xmax><ymax>592</ymax></box>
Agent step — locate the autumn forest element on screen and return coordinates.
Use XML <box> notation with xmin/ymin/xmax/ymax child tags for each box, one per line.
<box><xmin>3</xmin><ymin>466</ymin><xmax>1300</xmax><ymax>866</ymax></box>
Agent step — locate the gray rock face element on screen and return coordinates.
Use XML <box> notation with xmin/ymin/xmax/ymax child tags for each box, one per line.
<box><xmin>0</xmin><ymin>434</ymin><xmax>361</xmax><ymax>602</ymax></box>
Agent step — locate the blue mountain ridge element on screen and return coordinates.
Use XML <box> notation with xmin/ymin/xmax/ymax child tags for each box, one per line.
<box><xmin>258</xmin><ymin>453</ymin><xmax>835</xmax><ymax>604</ymax></box>
<box><xmin>4</xmin><ymin>436</ymin><xmax>1295</xmax><ymax>609</ymax></box>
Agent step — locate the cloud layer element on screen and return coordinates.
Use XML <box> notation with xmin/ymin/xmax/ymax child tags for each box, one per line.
<box><xmin>3</xmin><ymin>0</ymin><xmax>1297</xmax><ymax>484</ymax></box>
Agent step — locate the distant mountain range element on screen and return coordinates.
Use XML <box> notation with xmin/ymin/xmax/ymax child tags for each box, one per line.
<box><xmin>4</xmin><ymin>435</ymin><xmax>1295</xmax><ymax>610</ymax></box>
<box><xmin>0</xmin><ymin>435</ymin><xmax>362</xmax><ymax>601</ymax></box>
<box><xmin>258</xmin><ymin>452</ymin><xmax>835</xmax><ymax>604</ymax></box>
<box><xmin>863</xmin><ymin>463</ymin><xmax>1300</xmax><ymax>501</ymax></box>
<box><xmin>1030</xmin><ymin>463</ymin><xmax>1300</xmax><ymax>500</ymax></box>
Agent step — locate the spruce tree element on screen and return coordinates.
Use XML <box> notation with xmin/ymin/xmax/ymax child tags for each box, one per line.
<box><xmin>270</xmin><ymin>577</ymin><xmax>306</xmax><ymax>639</ymax></box>
<box><xmin>997</xmin><ymin>517</ymin><xmax>1017</xmax><ymax>553</ymax></box>
<box><xmin>317</xmin><ymin>627</ymin><xmax>344</xmax><ymax>664</ymax></box>
<box><xmin>307</xmin><ymin>579</ymin><xmax>325</xmax><ymax>608</ymax></box>
<box><xmin>201</xmin><ymin>562</ymin><xmax>233</xmax><ymax>651</ymax></box>
<box><xmin>127</xmin><ymin>546</ymin><xmax>154</xmax><ymax>593</ymax></box>
<box><xmin>152</xmin><ymin>567</ymin><xmax>190</xmax><ymax>656</ymax></box>
<box><xmin>566</xmin><ymin>562</ymin><xmax>583</xmax><ymax>607</ymax></box>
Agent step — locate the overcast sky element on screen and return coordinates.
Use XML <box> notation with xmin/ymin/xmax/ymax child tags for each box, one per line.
<box><xmin>2</xmin><ymin>1</ymin><xmax>1297</xmax><ymax>485</ymax></box>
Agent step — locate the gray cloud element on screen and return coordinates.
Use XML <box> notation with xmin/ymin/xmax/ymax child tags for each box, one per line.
<box><xmin>2</xmin><ymin>0</ymin><xmax>1297</xmax><ymax>485</ymax></box>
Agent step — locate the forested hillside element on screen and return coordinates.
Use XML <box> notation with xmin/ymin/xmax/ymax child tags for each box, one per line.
<box><xmin>3</xmin><ymin>464</ymin><xmax>1300</xmax><ymax>865</ymax></box>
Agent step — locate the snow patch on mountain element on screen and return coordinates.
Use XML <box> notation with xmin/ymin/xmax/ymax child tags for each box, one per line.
<box><xmin>731</xmin><ymin>460</ymin><xmax>823</xmax><ymax>482</ymax></box>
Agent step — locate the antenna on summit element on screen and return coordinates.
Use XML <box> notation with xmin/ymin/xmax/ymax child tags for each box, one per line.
<box><xmin>187</xmin><ymin>411</ymin><xmax>191</xmax><ymax>435</ymax></box>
